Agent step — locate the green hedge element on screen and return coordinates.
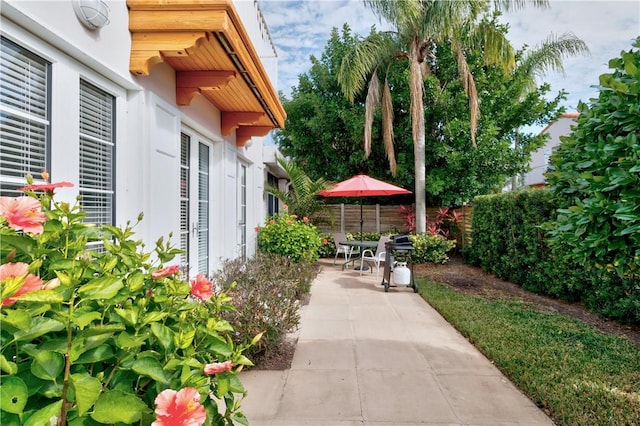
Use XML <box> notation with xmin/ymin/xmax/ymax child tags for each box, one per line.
<box><xmin>465</xmin><ymin>189</ymin><xmax>638</xmax><ymax>323</ymax></box>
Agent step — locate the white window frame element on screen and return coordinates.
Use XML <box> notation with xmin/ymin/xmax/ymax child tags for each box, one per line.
<box><xmin>1</xmin><ymin>24</ymin><xmax>126</xmax><ymax>224</ymax></box>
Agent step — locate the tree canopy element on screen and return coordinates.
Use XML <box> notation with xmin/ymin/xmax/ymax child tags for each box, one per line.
<box><xmin>275</xmin><ymin>21</ymin><xmax>569</xmax><ymax>206</ymax></box>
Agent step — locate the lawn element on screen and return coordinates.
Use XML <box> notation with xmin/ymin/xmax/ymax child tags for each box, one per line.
<box><xmin>416</xmin><ymin>278</ymin><xmax>640</xmax><ymax>425</ymax></box>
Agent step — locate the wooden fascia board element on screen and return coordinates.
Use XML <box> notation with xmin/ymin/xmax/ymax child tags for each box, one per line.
<box><xmin>127</xmin><ymin>0</ymin><xmax>285</xmax><ymax>129</ymax></box>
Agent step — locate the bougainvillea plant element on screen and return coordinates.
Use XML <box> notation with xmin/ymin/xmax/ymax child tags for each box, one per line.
<box><xmin>0</xmin><ymin>173</ymin><xmax>260</xmax><ymax>426</ymax></box>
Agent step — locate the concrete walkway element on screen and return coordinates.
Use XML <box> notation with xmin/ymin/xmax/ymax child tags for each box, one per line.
<box><xmin>239</xmin><ymin>259</ymin><xmax>554</xmax><ymax>426</ymax></box>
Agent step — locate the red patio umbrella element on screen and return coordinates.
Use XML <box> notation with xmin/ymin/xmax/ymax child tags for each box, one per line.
<box><xmin>318</xmin><ymin>174</ymin><xmax>411</xmax><ymax>240</ymax></box>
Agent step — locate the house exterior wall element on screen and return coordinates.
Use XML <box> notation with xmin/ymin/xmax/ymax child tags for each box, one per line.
<box><xmin>524</xmin><ymin>113</ymin><xmax>578</xmax><ymax>187</ymax></box>
<box><xmin>1</xmin><ymin>0</ymin><xmax>281</xmax><ymax>274</ymax></box>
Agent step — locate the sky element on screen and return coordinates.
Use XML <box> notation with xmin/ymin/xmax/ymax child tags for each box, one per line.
<box><xmin>258</xmin><ymin>0</ymin><xmax>639</xmax><ymax>130</ymax></box>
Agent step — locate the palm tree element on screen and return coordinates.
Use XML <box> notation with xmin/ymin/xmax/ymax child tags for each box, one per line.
<box><xmin>338</xmin><ymin>0</ymin><xmax>586</xmax><ymax>233</ymax></box>
<box><xmin>264</xmin><ymin>155</ymin><xmax>332</xmax><ymax>221</ymax></box>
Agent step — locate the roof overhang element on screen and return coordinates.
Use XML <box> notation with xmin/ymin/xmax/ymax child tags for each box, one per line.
<box><xmin>127</xmin><ymin>0</ymin><xmax>286</xmax><ymax>147</ymax></box>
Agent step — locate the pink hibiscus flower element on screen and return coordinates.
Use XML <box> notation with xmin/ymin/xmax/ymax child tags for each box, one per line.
<box><xmin>152</xmin><ymin>387</ymin><xmax>206</xmax><ymax>426</ymax></box>
<box><xmin>1</xmin><ymin>262</ymin><xmax>43</xmax><ymax>306</ymax></box>
<box><xmin>151</xmin><ymin>265</ymin><xmax>180</xmax><ymax>280</ymax></box>
<box><xmin>203</xmin><ymin>360</ymin><xmax>234</xmax><ymax>375</ymax></box>
<box><xmin>0</xmin><ymin>196</ymin><xmax>47</xmax><ymax>235</ymax></box>
<box><xmin>18</xmin><ymin>181</ymin><xmax>73</xmax><ymax>193</ymax></box>
<box><xmin>190</xmin><ymin>274</ymin><xmax>213</xmax><ymax>301</ymax></box>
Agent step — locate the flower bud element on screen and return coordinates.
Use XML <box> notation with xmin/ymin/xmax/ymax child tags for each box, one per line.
<box><xmin>43</xmin><ymin>278</ymin><xmax>61</xmax><ymax>290</ymax></box>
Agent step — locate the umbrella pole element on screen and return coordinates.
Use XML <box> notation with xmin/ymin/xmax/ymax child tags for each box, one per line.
<box><xmin>354</xmin><ymin>198</ymin><xmax>369</xmax><ymax>271</ymax></box>
<box><xmin>360</xmin><ymin>199</ymin><xmax>363</xmax><ymax>243</ymax></box>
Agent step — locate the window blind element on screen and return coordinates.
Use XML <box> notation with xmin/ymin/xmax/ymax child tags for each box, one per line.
<box><xmin>0</xmin><ymin>37</ymin><xmax>50</xmax><ymax>195</ymax></box>
<box><xmin>79</xmin><ymin>79</ymin><xmax>114</xmax><ymax>226</ymax></box>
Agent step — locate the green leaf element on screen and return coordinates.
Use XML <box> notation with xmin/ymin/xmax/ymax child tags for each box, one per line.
<box><xmin>72</xmin><ymin>311</ymin><xmax>102</xmax><ymax>329</ymax></box>
<box><xmin>150</xmin><ymin>322</ymin><xmax>175</xmax><ymax>351</ymax></box>
<box><xmin>216</xmin><ymin>375</ymin><xmax>231</xmax><ymax>398</ymax></box>
<box><xmin>31</xmin><ymin>350</ymin><xmax>65</xmax><ymax>381</ymax></box>
<box><xmin>0</xmin><ymin>354</ymin><xmax>18</xmax><ymax>375</ymax></box>
<box><xmin>114</xmin><ymin>307</ymin><xmax>138</xmax><ymax>327</ymax></box>
<box><xmin>74</xmin><ymin>344</ymin><xmax>114</xmax><ymax>364</ymax></box>
<box><xmin>141</xmin><ymin>311</ymin><xmax>167</xmax><ymax>326</ymax></box>
<box><xmin>77</xmin><ymin>277</ymin><xmax>123</xmax><ymax>300</ymax></box>
<box><xmin>0</xmin><ymin>376</ymin><xmax>28</xmax><ymax>414</ymax></box>
<box><xmin>126</xmin><ymin>272</ymin><xmax>145</xmax><ymax>292</ymax></box>
<box><xmin>80</xmin><ymin>323</ymin><xmax>125</xmax><ymax>337</ymax></box>
<box><xmin>132</xmin><ymin>356</ymin><xmax>169</xmax><ymax>384</ymax></box>
<box><xmin>23</xmin><ymin>399</ymin><xmax>63</xmax><ymax>426</ymax></box>
<box><xmin>70</xmin><ymin>373</ymin><xmax>102</xmax><ymax>416</ymax></box>
<box><xmin>0</xmin><ymin>309</ymin><xmax>32</xmax><ymax>331</ymax></box>
<box><xmin>90</xmin><ymin>390</ymin><xmax>148</xmax><ymax>424</ymax></box>
<box><xmin>0</xmin><ymin>234</ymin><xmax>36</xmax><ymax>256</ymax></box>
<box><xmin>13</xmin><ymin>317</ymin><xmax>65</xmax><ymax>342</ymax></box>
<box><xmin>14</xmin><ymin>290</ymin><xmax>63</xmax><ymax>304</ymax></box>
<box><xmin>115</xmin><ymin>331</ymin><xmax>147</xmax><ymax>349</ymax></box>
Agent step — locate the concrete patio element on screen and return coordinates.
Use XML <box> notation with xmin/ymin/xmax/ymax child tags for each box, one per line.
<box><xmin>238</xmin><ymin>258</ymin><xmax>554</xmax><ymax>425</ymax></box>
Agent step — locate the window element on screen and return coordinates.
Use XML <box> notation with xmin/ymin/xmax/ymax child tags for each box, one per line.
<box><xmin>180</xmin><ymin>133</ymin><xmax>190</xmax><ymax>269</ymax></box>
<box><xmin>0</xmin><ymin>36</ymin><xmax>50</xmax><ymax>195</ymax></box>
<box><xmin>238</xmin><ymin>164</ymin><xmax>247</xmax><ymax>260</ymax></box>
<box><xmin>267</xmin><ymin>172</ymin><xmax>279</xmax><ymax>216</ymax></box>
<box><xmin>79</xmin><ymin>79</ymin><xmax>115</xmax><ymax>234</ymax></box>
<box><xmin>197</xmin><ymin>143</ymin><xmax>210</xmax><ymax>274</ymax></box>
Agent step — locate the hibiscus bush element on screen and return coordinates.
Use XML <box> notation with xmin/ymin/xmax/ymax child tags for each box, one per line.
<box><xmin>0</xmin><ymin>174</ymin><xmax>258</xmax><ymax>425</ymax></box>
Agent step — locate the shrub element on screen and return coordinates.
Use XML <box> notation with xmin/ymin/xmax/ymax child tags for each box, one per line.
<box><xmin>317</xmin><ymin>232</ymin><xmax>334</xmax><ymax>258</ymax></box>
<box><xmin>409</xmin><ymin>233</ymin><xmax>457</xmax><ymax>264</ymax></box>
<box><xmin>0</xmin><ymin>175</ymin><xmax>255</xmax><ymax>426</ymax></box>
<box><xmin>546</xmin><ymin>38</ymin><xmax>640</xmax><ymax>279</ymax></box>
<box><xmin>257</xmin><ymin>211</ymin><xmax>322</xmax><ymax>263</ymax></box>
<box><xmin>212</xmin><ymin>253</ymin><xmax>317</xmax><ymax>361</ymax></box>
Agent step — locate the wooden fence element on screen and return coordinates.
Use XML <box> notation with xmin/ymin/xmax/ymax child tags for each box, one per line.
<box><xmin>316</xmin><ymin>204</ymin><xmax>473</xmax><ymax>248</ymax></box>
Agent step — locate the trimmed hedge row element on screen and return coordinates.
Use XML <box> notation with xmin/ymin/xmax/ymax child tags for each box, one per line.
<box><xmin>464</xmin><ymin>189</ymin><xmax>639</xmax><ymax>323</ymax></box>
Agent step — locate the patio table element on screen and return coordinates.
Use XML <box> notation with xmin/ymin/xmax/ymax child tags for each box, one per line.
<box><xmin>339</xmin><ymin>240</ymin><xmax>378</xmax><ymax>271</ymax></box>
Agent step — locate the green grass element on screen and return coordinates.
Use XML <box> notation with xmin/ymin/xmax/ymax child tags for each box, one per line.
<box><xmin>416</xmin><ymin>279</ymin><xmax>640</xmax><ymax>425</ymax></box>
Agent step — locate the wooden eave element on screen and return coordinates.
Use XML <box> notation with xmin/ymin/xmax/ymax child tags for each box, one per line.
<box><xmin>127</xmin><ymin>0</ymin><xmax>286</xmax><ymax>147</ymax></box>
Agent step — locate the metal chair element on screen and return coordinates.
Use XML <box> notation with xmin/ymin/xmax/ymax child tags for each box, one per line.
<box><xmin>332</xmin><ymin>232</ymin><xmax>357</xmax><ymax>265</ymax></box>
<box><xmin>359</xmin><ymin>235</ymin><xmax>390</xmax><ymax>280</ymax></box>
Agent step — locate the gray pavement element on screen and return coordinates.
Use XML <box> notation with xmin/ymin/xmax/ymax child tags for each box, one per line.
<box><xmin>239</xmin><ymin>258</ymin><xmax>554</xmax><ymax>426</ymax></box>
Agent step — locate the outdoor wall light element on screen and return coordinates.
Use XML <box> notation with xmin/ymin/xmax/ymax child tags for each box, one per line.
<box><xmin>72</xmin><ymin>0</ymin><xmax>110</xmax><ymax>30</ymax></box>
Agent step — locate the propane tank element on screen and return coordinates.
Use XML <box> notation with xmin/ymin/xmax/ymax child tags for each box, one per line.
<box><xmin>392</xmin><ymin>262</ymin><xmax>410</xmax><ymax>286</ymax></box>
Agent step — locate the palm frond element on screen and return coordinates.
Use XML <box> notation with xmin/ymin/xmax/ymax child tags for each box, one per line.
<box><xmin>364</xmin><ymin>70</ymin><xmax>382</xmax><ymax>157</ymax></box>
<box><xmin>456</xmin><ymin>44</ymin><xmax>478</xmax><ymax>147</ymax></box>
<box><xmin>494</xmin><ymin>0</ymin><xmax>549</xmax><ymax>12</ymax></box>
<box><xmin>517</xmin><ymin>32</ymin><xmax>590</xmax><ymax>89</ymax></box>
<box><xmin>338</xmin><ymin>32</ymin><xmax>397</xmax><ymax>102</ymax></box>
<box><xmin>381</xmin><ymin>77</ymin><xmax>397</xmax><ymax>176</ymax></box>
<box><xmin>469</xmin><ymin>19</ymin><xmax>516</xmax><ymax>73</ymax></box>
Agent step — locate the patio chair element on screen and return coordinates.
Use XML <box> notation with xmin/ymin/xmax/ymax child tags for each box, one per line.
<box><xmin>332</xmin><ymin>232</ymin><xmax>358</xmax><ymax>265</ymax></box>
<box><xmin>359</xmin><ymin>235</ymin><xmax>390</xmax><ymax>280</ymax></box>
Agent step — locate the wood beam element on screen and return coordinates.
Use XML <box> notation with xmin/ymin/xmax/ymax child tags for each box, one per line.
<box><xmin>236</xmin><ymin>126</ymin><xmax>273</xmax><ymax>147</ymax></box>
<box><xmin>176</xmin><ymin>71</ymin><xmax>236</xmax><ymax>105</ymax></box>
<box><xmin>221</xmin><ymin>112</ymin><xmax>264</xmax><ymax>135</ymax></box>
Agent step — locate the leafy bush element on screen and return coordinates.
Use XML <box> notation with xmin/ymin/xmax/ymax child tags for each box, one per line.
<box><xmin>212</xmin><ymin>253</ymin><xmax>316</xmax><ymax>361</ymax></box>
<box><xmin>466</xmin><ymin>189</ymin><xmax>638</xmax><ymax>323</ymax></box>
<box><xmin>0</xmin><ymin>175</ymin><xmax>255</xmax><ymax>426</ymax></box>
<box><xmin>257</xmin><ymin>211</ymin><xmax>322</xmax><ymax>263</ymax></box>
<box><xmin>546</xmin><ymin>38</ymin><xmax>640</xmax><ymax>279</ymax></box>
<box><xmin>409</xmin><ymin>233</ymin><xmax>456</xmax><ymax>264</ymax></box>
<box><xmin>317</xmin><ymin>232</ymin><xmax>334</xmax><ymax>258</ymax></box>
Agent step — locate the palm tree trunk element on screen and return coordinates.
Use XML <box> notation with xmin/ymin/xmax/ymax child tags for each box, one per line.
<box><xmin>409</xmin><ymin>41</ymin><xmax>426</xmax><ymax>234</ymax></box>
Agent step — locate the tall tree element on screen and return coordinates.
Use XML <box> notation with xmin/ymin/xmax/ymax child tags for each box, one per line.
<box><xmin>276</xmin><ymin>20</ymin><xmax>575</xmax><ymax>207</ymax></box>
<box><xmin>338</xmin><ymin>0</ymin><xmax>586</xmax><ymax>233</ymax></box>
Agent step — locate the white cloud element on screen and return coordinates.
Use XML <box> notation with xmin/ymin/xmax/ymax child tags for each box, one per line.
<box><xmin>259</xmin><ymin>0</ymin><xmax>639</xmax><ymax>123</ymax></box>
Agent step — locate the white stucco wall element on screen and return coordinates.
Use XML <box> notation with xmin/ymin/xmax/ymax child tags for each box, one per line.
<box><xmin>524</xmin><ymin>115</ymin><xmax>577</xmax><ymax>186</ymax></box>
<box><xmin>1</xmin><ymin>0</ymin><xmax>281</xmax><ymax>274</ymax></box>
